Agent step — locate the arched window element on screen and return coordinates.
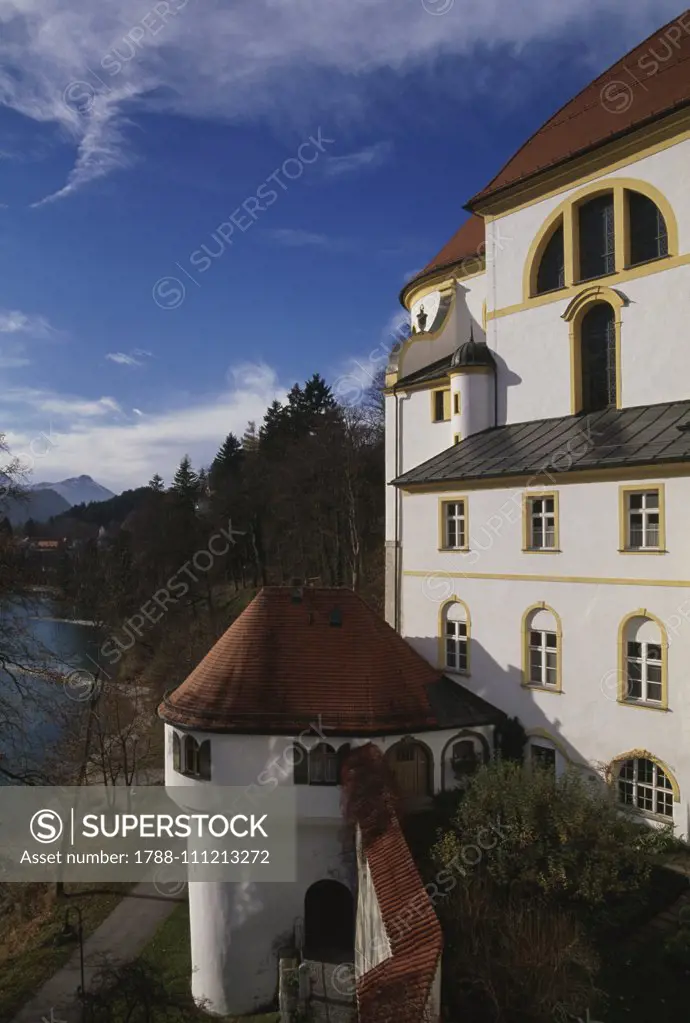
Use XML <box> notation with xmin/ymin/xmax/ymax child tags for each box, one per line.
<box><xmin>293</xmin><ymin>742</ymin><xmax>339</xmax><ymax>785</ymax></box>
<box><xmin>619</xmin><ymin>612</ymin><xmax>667</xmax><ymax>708</ymax></box>
<box><xmin>628</xmin><ymin>191</ymin><xmax>668</xmax><ymax>266</ymax></box>
<box><xmin>180</xmin><ymin>735</ymin><xmax>211</xmax><ymax>780</ymax></box>
<box><xmin>522</xmin><ymin>604</ymin><xmax>561</xmax><ymax>691</ymax></box>
<box><xmin>535</xmin><ymin>222</ymin><xmax>565</xmax><ymax>294</ymax></box>
<box><xmin>172</xmin><ymin>731</ymin><xmax>181</xmax><ymax>772</ymax></box>
<box><xmin>451</xmin><ymin>740</ymin><xmax>479</xmax><ymax>778</ymax></box>
<box><xmin>309</xmin><ymin>743</ymin><xmax>338</xmax><ymax>785</ymax></box>
<box><xmin>617</xmin><ymin>757</ymin><xmax>673</xmax><ymax>818</ymax></box>
<box><xmin>441</xmin><ymin>599</ymin><xmax>470</xmax><ymax>674</ymax></box>
<box><xmin>578</xmin><ymin>193</ymin><xmax>615</xmax><ymax>280</ymax></box>
<box><xmin>580</xmin><ymin>302</ymin><xmax>616</xmax><ymax>411</ymax></box>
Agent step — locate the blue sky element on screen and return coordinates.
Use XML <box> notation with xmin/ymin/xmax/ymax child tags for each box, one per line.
<box><xmin>0</xmin><ymin>0</ymin><xmax>681</xmax><ymax>492</ymax></box>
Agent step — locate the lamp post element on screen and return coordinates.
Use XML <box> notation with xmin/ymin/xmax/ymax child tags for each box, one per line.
<box><xmin>61</xmin><ymin>907</ymin><xmax>86</xmax><ymax>1019</ymax></box>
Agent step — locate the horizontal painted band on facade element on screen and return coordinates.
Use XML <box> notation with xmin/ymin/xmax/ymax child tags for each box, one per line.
<box><xmin>403</xmin><ymin>570</ymin><xmax>690</xmax><ymax>588</ymax></box>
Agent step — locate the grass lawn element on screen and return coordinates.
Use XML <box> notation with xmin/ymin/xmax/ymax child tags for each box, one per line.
<box><xmin>106</xmin><ymin>901</ymin><xmax>279</xmax><ymax>1022</ymax></box>
<box><xmin>0</xmin><ymin>882</ymin><xmax>129</xmax><ymax>1023</ymax></box>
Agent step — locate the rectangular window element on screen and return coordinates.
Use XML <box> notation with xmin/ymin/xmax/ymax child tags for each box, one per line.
<box><xmin>445</xmin><ymin>620</ymin><xmax>468</xmax><ymax>672</ymax></box>
<box><xmin>453</xmin><ymin>393</ymin><xmax>460</xmax><ymax>415</ymax></box>
<box><xmin>625</xmin><ymin>641</ymin><xmax>663</xmax><ymax>704</ymax></box>
<box><xmin>579</xmin><ymin>193</ymin><xmax>615</xmax><ymax>280</ymax></box>
<box><xmin>432</xmin><ymin>388</ymin><xmax>451</xmax><ymax>422</ymax></box>
<box><xmin>525</xmin><ymin>494</ymin><xmax>557</xmax><ymax>550</ymax></box>
<box><xmin>441</xmin><ymin>500</ymin><xmax>467</xmax><ymax>550</ymax></box>
<box><xmin>623</xmin><ymin>488</ymin><xmax>662</xmax><ymax>550</ymax></box>
<box><xmin>530</xmin><ymin>744</ymin><xmax>556</xmax><ymax>773</ymax></box>
<box><xmin>528</xmin><ymin>630</ymin><xmax>558</xmax><ymax>687</ymax></box>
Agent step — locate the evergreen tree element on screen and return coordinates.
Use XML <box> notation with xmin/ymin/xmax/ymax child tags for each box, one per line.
<box><xmin>210</xmin><ymin>433</ymin><xmax>242</xmax><ymax>483</ymax></box>
<box><xmin>148</xmin><ymin>473</ymin><xmax>165</xmax><ymax>492</ymax></box>
<box><xmin>241</xmin><ymin>421</ymin><xmax>259</xmax><ymax>453</ymax></box>
<box><xmin>170</xmin><ymin>455</ymin><xmax>200</xmax><ymax>500</ymax></box>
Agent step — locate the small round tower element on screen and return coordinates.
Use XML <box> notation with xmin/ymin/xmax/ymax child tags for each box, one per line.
<box><xmin>449</xmin><ymin>330</ymin><xmax>496</xmax><ymax>441</ymax></box>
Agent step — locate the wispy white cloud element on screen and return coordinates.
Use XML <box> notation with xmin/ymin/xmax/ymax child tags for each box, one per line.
<box><xmin>266</xmin><ymin>228</ymin><xmax>330</xmax><ymax>248</ymax></box>
<box><xmin>0</xmin><ymin>0</ymin><xmax>679</xmax><ymax>203</ymax></box>
<box><xmin>106</xmin><ymin>348</ymin><xmax>153</xmax><ymax>367</ymax></box>
<box><xmin>0</xmin><ymin>309</ymin><xmax>56</xmax><ymax>337</ymax></box>
<box><xmin>322</xmin><ymin>141</ymin><xmax>392</xmax><ymax>177</ymax></box>
<box><xmin>2</xmin><ymin>361</ymin><xmax>286</xmax><ymax>491</ymax></box>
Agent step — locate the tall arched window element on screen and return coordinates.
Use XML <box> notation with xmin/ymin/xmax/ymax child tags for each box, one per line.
<box><xmin>580</xmin><ymin>302</ymin><xmax>616</xmax><ymax>411</ymax></box>
<box><xmin>293</xmin><ymin>742</ymin><xmax>339</xmax><ymax>785</ymax></box>
<box><xmin>617</xmin><ymin>757</ymin><xmax>674</xmax><ymax>818</ymax></box>
<box><xmin>522</xmin><ymin>604</ymin><xmax>561</xmax><ymax>691</ymax></box>
<box><xmin>618</xmin><ymin>611</ymin><xmax>667</xmax><ymax>708</ymax></box>
<box><xmin>535</xmin><ymin>222</ymin><xmax>565</xmax><ymax>294</ymax></box>
<box><xmin>628</xmin><ymin>191</ymin><xmax>668</xmax><ymax>266</ymax></box>
<box><xmin>440</xmin><ymin>599</ymin><xmax>470</xmax><ymax>674</ymax></box>
<box><xmin>578</xmin><ymin>192</ymin><xmax>615</xmax><ymax>280</ymax></box>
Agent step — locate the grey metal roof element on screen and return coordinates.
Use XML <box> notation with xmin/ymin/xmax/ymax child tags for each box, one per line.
<box><xmin>394</xmin><ymin>400</ymin><xmax>690</xmax><ymax>486</ymax></box>
<box><xmin>426</xmin><ymin>676</ymin><xmax>507</xmax><ymax>728</ymax></box>
<box><xmin>395</xmin><ymin>355</ymin><xmax>452</xmax><ymax>388</ymax></box>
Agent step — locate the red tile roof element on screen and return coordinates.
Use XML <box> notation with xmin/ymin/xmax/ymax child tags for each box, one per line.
<box><xmin>158</xmin><ymin>586</ymin><xmax>443</xmax><ymax>735</ymax></box>
<box><xmin>405</xmin><ymin>16</ymin><xmax>690</xmax><ymax>301</ymax></box>
<box><xmin>470</xmin><ymin>12</ymin><xmax>690</xmax><ymax>206</ymax></box>
<box><xmin>345</xmin><ymin>744</ymin><xmax>443</xmax><ymax>1023</ymax></box>
<box><xmin>401</xmin><ymin>214</ymin><xmax>485</xmax><ymax>301</ymax></box>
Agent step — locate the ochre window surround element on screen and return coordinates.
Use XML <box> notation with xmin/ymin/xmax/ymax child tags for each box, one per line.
<box><xmin>523</xmin><ymin>177</ymin><xmax>678</xmax><ymax>302</ymax></box>
<box><xmin>611</xmin><ymin>750</ymin><xmax>679</xmax><ymax>819</ymax></box>
<box><xmin>431</xmin><ymin>387</ymin><xmax>451</xmax><ymax>422</ymax></box>
<box><xmin>438</xmin><ymin>497</ymin><xmax>470</xmax><ymax>552</ymax></box>
<box><xmin>616</xmin><ymin>609</ymin><xmax>669</xmax><ymax>711</ymax></box>
<box><xmin>618</xmin><ymin>484</ymin><xmax>666</xmax><ymax>553</ymax></box>
<box><xmin>522</xmin><ymin>491</ymin><xmax>560</xmax><ymax>552</ymax></box>
<box><xmin>521</xmin><ymin>602</ymin><xmax>563</xmax><ymax>693</ymax></box>
<box><xmin>438</xmin><ymin>597</ymin><xmax>471</xmax><ymax>675</ymax></box>
<box><xmin>562</xmin><ymin>286</ymin><xmax>625</xmax><ymax>414</ymax></box>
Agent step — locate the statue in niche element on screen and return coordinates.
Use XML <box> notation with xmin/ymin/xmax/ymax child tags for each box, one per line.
<box><xmin>416</xmin><ymin>305</ymin><xmax>428</xmax><ymax>333</ymax></box>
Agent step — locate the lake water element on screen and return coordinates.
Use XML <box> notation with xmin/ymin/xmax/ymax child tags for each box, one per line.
<box><xmin>0</xmin><ymin>595</ymin><xmax>103</xmax><ymax>776</ymax></box>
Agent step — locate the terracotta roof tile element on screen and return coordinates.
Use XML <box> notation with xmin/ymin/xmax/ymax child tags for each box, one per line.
<box><xmin>158</xmin><ymin>587</ymin><xmax>442</xmax><ymax>734</ymax></box>
<box><xmin>347</xmin><ymin>745</ymin><xmax>443</xmax><ymax>1023</ymax></box>
<box><xmin>402</xmin><ymin>214</ymin><xmax>485</xmax><ymax>300</ymax></box>
<box><xmin>470</xmin><ymin>12</ymin><xmax>690</xmax><ymax>205</ymax></box>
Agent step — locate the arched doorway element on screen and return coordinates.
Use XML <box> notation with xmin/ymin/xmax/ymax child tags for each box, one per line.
<box><xmin>386</xmin><ymin>739</ymin><xmax>432</xmax><ymax>798</ymax></box>
<box><xmin>304</xmin><ymin>880</ymin><xmax>354</xmax><ymax>960</ymax></box>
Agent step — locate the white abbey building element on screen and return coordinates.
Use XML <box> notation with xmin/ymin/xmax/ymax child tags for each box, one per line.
<box><xmin>386</xmin><ymin>14</ymin><xmax>690</xmax><ymax>834</ymax></box>
<box><xmin>159</xmin><ymin>15</ymin><xmax>690</xmax><ymax>1021</ymax></box>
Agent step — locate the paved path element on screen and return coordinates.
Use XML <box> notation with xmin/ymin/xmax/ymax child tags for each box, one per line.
<box><xmin>10</xmin><ymin>883</ymin><xmax>185</xmax><ymax>1023</ymax></box>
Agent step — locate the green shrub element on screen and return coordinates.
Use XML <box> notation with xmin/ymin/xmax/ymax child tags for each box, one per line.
<box><xmin>432</xmin><ymin>760</ymin><xmax>671</xmax><ymax>910</ymax></box>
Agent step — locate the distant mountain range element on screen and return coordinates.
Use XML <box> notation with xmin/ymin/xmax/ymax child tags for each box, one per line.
<box><xmin>31</xmin><ymin>475</ymin><xmax>116</xmax><ymax>508</ymax></box>
<box><xmin>1</xmin><ymin>475</ymin><xmax>116</xmax><ymax>527</ymax></box>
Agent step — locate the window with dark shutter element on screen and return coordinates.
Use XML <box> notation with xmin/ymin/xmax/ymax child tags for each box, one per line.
<box><xmin>293</xmin><ymin>744</ymin><xmax>309</xmax><ymax>784</ymax></box>
<box><xmin>578</xmin><ymin>194</ymin><xmax>615</xmax><ymax>280</ymax></box>
<box><xmin>536</xmin><ymin>223</ymin><xmax>565</xmax><ymax>294</ymax></box>
<box><xmin>629</xmin><ymin>191</ymin><xmax>668</xmax><ymax>266</ymax></box>
<box><xmin>580</xmin><ymin>303</ymin><xmax>616</xmax><ymax>411</ymax></box>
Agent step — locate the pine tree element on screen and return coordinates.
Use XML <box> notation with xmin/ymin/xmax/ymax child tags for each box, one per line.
<box><xmin>210</xmin><ymin>433</ymin><xmax>242</xmax><ymax>488</ymax></box>
<box><xmin>148</xmin><ymin>473</ymin><xmax>165</xmax><ymax>492</ymax></box>
<box><xmin>170</xmin><ymin>455</ymin><xmax>200</xmax><ymax>499</ymax></box>
<box><xmin>241</xmin><ymin>421</ymin><xmax>259</xmax><ymax>453</ymax></box>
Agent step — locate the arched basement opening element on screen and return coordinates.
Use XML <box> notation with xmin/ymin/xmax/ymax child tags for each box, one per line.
<box><xmin>303</xmin><ymin>879</ymin><xmax>355</xmax><ymax>962</ymax></box>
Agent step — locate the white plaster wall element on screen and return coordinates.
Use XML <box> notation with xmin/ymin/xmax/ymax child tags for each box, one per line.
<box><xmin>401</xmin><ymin>474</ymin><xmax>690</xmax><ymax>583</ymax></box>
<box><xmin>488</xmin><ymin>138</ymin><xmax>690</xmax><ymax>312</ymax></box>
<box><xmin>354</xmin><ymin>829</ymin><xmax>391</xmax><ymax>977</ymax></box>
<box><xmin>187</xmin><ymin>821</ymin><xmax>349</xmax><ymax>1015</ymax></box>
<box><xmin>400</xmin><ymin>477</ymin><xmax>690</xmax><ymax>834</ymax></box>
<box><xmin>489</xmin><ymin>261</ymin><xmax>690</xmax><ymax>424</ymax></box>
<box><xmin>398</xmin><ymin>277</ymin><xmax>487</xmax><ymax>379</ymax></box>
